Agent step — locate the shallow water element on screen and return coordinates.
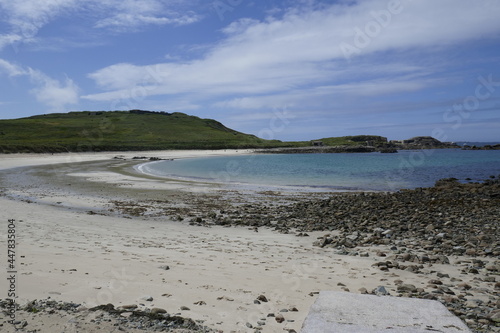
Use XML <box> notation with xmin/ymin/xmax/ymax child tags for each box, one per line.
<box><xmin>138</xmin><ymin>149</ymin><xmax>500</xmax><ymax>191</ymax></box>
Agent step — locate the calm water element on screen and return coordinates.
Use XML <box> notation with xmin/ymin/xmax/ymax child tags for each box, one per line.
<box><xmin>138</xmin><ymin>149</ymin><xmax>500</xmax><ymax>191</ymax></box>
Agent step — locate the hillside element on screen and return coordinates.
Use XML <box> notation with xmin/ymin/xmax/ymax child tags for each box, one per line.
<box><xmin>0</xmin><ymin>110</ymin><xmax>284</xmax><ymax>153</ymax></box>
<box><xmin>313</xmin><ymin>135</ymin><xmax>388</xmax><ymax>146</ymax></box>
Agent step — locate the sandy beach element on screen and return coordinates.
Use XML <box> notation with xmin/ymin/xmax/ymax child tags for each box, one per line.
<box><xmin>0</xmin><ymin>150</ymin><xmax>498</xmax><ymax>332</ymax></box>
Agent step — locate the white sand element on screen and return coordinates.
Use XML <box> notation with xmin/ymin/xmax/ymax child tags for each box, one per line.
<box><xmin>0</xmin><ymin>151</ymin><xmax>490</xmax><ymax>332</ymax></box>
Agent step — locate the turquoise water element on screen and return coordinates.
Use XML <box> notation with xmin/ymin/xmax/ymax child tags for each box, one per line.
<box><xmin>138</xmin><ymin>149</ymin><xmax>500</xmax><ymax>191</ymax></box>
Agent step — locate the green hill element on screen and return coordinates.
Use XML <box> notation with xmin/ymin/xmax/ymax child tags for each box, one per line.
<box><xmin>0</xmin><ymin>110</ymin><xmax>284</xmax><ymax>153</ymax></box>
<box><xmin>312</xmin><ymin>135</ymin><xmax>388</xmax><ymax>146</ymax></box>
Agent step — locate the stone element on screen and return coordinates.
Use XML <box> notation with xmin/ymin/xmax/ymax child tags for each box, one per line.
<box><xmin>489</xmin><ymin>310</ymin><xmax>500</xmax><ymax>323</ymax></box>
<box><xmin>275</xmin><ymin>314</ymin><xmax>285</xmax><ymax>323</ymax></box>
<box><xmin>180</xmin><ymin>306</ymin><xmax>190</xmax><ymax>311</ymax></box>
<box><xmin>373</xmin><ymin>286</ymin><xmax>389</xmax><ymax>296</ymax></box>
<box><xmin>465</xmin><ymin>300</ymin><xmax>479</xmax><ymax>309</ymax></box>
<box><xmin>256</xmin><ymin>295</ymin><xmax>268</xmax><ymax>302</ymax></box>
<box><xmin>301</xmin><ymin>291</ymin><xmax>472</xmax><ymax>333</ymax></box>
<box><xmin>142</xmin><ymin>296</ymin><xmax>153</xmax><ymax>302</ymax></box>
<box><xmin>428</xmin><ymin>279</ymin><xmax>443</xmax><ymax>285</ymax></box>
<box><xmin>457</xmin><ymin>283</ymin><xmax>471</xmax><ymax>290</ymax></box>
<box><xmin>486</xmin><ymin>264</ymin><xmax>498</xmax><ymax>272</ymax></box>
<box><xmin>151</xmin><ymin>308</ymin><xmax>166</xmax><ymax>315</ymax></box>
<box><xmin>120</xmin><ymin>312</ymin><xmax>133</xmax><ymax>318</ymax></box>
<box><xmin>397</xmin><ymin>284</ymin><xmax>417</xmax><ymax>293</ymax></box>
<box><xmin>358</xmin><ymin>287</ymin><xmax>368</xmax><ymax>294</ymax></box>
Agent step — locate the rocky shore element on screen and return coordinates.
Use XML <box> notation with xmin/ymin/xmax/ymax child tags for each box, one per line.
<box><xmin>153</xmin><ymin>177</ymin><xmax>499</xmax><ymax>332</ymax></box>
<box><xmin>104</xmin><ymin>176</ymin><xmax>500</xmax><ymax>332</ymax></box>
<box><xmin>0</xmin><ymin>153</ymin><xmax>498</xmax><ymax>332</ymax></box>
<box><xmin>0</xmin><ymin>299</ymin><xmax>213</xmax><ymax>332</ymax></box>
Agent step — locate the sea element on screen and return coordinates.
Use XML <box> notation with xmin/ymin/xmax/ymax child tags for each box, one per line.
<box><xmin>137</xmin><ymin>148</ymin><xmax>500</xmax><ymax>192</ymax></box>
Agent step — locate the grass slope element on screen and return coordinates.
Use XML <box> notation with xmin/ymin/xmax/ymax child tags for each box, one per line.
<box><xmin>315</xmin><ymin>135</ymin><xmax>388</xmax><ymax>146</ymax></box>
<box><xmin>0</xmin><ymin>111</ymin><xmax>284</xmax><ymax>153</ymax></box>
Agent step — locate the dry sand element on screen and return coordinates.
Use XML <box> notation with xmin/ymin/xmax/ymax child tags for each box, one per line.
<box><xmin>0</xmin><ymin>151</ymin><xmax>495</xmax><ymax>332</ymax></box>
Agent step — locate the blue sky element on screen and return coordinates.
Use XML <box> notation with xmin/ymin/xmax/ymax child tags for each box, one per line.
<box><xmin>0</xmin><ymin>0</ymin><xmax>499</xmax><ymax>142</ymax></box>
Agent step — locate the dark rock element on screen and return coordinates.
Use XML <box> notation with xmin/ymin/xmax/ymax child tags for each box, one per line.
<box><xmin>256</xmin><ymin>295</ymin><xmax>268</xmax><ymax>302</ymax></box>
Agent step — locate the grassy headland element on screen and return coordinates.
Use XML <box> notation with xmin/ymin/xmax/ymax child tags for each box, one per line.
<box><xmin>0</xmin><ymin>110</ymin><xmax>287</xmax><ymax>153</ymax></box>
<box><xmin>0</xmin><ymin>110</ymin><xmax>456</xmax><ymax>153</ymax></box>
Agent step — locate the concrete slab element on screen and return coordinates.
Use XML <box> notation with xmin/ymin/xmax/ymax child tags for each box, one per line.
<box><xmin>301</xmin><ymin>291</ymin><xmax>471</xmax><ymax>333</ymax></box>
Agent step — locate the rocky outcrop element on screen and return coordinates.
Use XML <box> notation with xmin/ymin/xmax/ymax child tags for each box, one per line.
<box><xmin>462</xmin><ymin>144</ymin><xmax>500</xmax><ymax>150</ymax></box>
<box><xmin>390</xmin><ymin>136</ymin><xmax>459</xmax><ymax>150</ymax></box>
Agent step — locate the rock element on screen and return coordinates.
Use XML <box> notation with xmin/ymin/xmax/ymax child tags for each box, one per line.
<box><xmin>151</xmin><ymin>308</ymin><xmax>167</xmax><ymax>314</ymax></box>
<box><xmin>465</xmin><ymin>300</ymin><xmax>479</xmax><ymax>309</ymax></box>
<box><xmin>275</xmin><ymin>314</ymin><xmax>285</xmax><ymax>323</ymax></box>
<box><xmin>381</xmin><ymin>230</ymin><xmax>393</xmax><ymax>238</ymax></box>
<box><xmin>256</xmin><ymin>295</ymin><xmax>268</xmax><ymax>302</ymax></box>
<box><xmin>397</xmin><ymin>284</ymin><xmax>417</xmax><ymax>293</ymax></box>
<box><xmin>159</xmin><ymin>265</ymin><xmax>170</xmax><ymax>270</ymax></box>
<box><xmin>246</xmin><ymin>322</ymin><xmax>253</xmax><ymax>328</ymax></box>
<box><xmin>180</xmin><ymin>306</ymin><xmax>190</xmax><ymax>311</ymax></box>
<box><xmin>456</xmin><ymin>283</ymin><xmax>471</xmax><ymax>290</ymax></box>
<box><xmin>489</xmin><ymin>310</ymin><xmax>500</xmax><ymax>323</ymax></box>
<box><xmin>484</xmin><ymin>276</ymin><xmax>495</xmax><ymax>282</ymax></box>
<box><xmin>486</xmin><ymin>264</ymin><xmax>498</xmax><ymax>272</ymax></box>
<box><xmin>119</xmin><ymin>304</ymin><xmax>138</xmax><ymax>310</ymax></box>
<box><xmin>373</xmin><ymin>286</ymin><xmax>389</xmax><ymax>296</ymax></box>
<box><xmin>142</xmin><ymin>296</ymin><xmax>153</xmax><ymax>302</ymax></box>
<box><xmin>428</xmin><ymin>279</ymin><xmax>443</xmax><ymax>285</ymax></box>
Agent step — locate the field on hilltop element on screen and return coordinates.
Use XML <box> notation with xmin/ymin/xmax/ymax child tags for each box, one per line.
<box><xmin>0</xmin><ymin>110</ymin><xmax>286</xmax><ymax>153</ymax></box>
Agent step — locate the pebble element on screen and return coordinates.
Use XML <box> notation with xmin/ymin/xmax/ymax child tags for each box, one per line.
<box><xmin>373</xmin><ymin>286</ymin><xmax>389</xmax><ymax>296</ymax></box>
<box><xmin>150</xmin><ymin>308</ymin><xmax>166</xmax><ymax>314</ymax></box>
<box><xmin>256</xmin><ymin>295</ymin><xmax>268</xmax><ymax>302</ymax></box>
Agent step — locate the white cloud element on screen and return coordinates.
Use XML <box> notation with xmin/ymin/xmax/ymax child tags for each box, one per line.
<box><xmin>0</xmin><ymin>58</ymin><xmax>79</xmax><ymax>111</ymax></box>
<box><xmin>83</xmin><ymin>0</ymin><xmax>500</xmax><ymax>105</ymax></box>
<box><xmin>0</xmin><ymin>0</ymin><xmax>78</xmax><ymax>46</ymax></box>
<box><xmin>0</xmin><ymin>58</ymin><xmax>26</xmax><ymax>76</ymax></box>
<box><xmin>93</xmin><ymin>0</ymin><xmax>201</xmax><ymax>31</ymax></box>
<box><xmin>28</xmin><ymin>69</ymin><xmax>79</xmax><ymax>112</ymax></box>
<box><xmin>0</xmin><ymin>0</ymin><xmax>201</xmax><ymax>50</ymax></box>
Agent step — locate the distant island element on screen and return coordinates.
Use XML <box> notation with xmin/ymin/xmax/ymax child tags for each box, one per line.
<box><xmin>0</xmin><ymin>110</ymin><xmax>494</xmax><ymax>154</ymax></box>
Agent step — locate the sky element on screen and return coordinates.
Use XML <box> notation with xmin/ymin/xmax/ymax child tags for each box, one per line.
<box><xmin>0</xmin><ymin>0</ymin><xmax>499</xmax><ymax>142</ymax></box>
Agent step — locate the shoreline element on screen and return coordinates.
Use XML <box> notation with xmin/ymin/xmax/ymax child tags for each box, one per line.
<box><xmin>0</xmin><ymin>151</ymin><xmax>499</xmax><ymax>332</ymax></box>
